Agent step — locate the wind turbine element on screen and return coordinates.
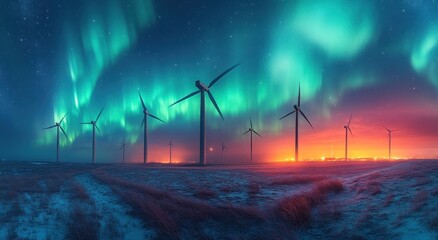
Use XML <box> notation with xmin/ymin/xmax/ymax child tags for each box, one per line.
<box><xmin>169</xmin><ymin>63</ymin><xmax>240</xmax><ymax>165</ymax></box>
<box><xmin>220</xmin><ymin>138</ymin><xmax>227</xmax><ymax>163</ymax></box>
<box><xmin>169</xmin><ymin>138</ymin><xmax>173</xmax><ymax>164</ymax></box>
<box><xmin>344</xmin><ymin>114</ymin><xmax>353</xmax><ymax>161</ymax></box>
<box><xmin>81</xmin><ymin>107</ymin><xmax>104</xmax><ymax>163</ymax></box>
<box><xmin>138</xmin><ymin>91</ymin><xmax>165</xmax><ymax>164</ymax></box>
<box><xmin>44</xmin><ymin>113</ymin><xmax>69</xmax><ymax>162</ymax></box>
<box><xmin>279</xmin><ymin>84</ymin><xmax>313</xmax><ymax>162</ymax></box>
<box><xmin>384</xmin><ymin>127</ymin><xmax>397</xmax><ymax>160</ymax></box>
<box><xmin>243</xmin><ymin>117</ymin><xmax>262</xmax><ymax>164</ymax></box>
<box><xmin>120</xmin><ymin>138</ymin><xmax>126</xmax><ymax>163</ymax></box>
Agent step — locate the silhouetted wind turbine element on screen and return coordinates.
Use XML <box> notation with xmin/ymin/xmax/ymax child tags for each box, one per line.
<box><xmin>169</xmin><ymin>138</ymin><xmax>173</xmax><ymax>164</ymax></box>
<box><xmin>169</xmin><ymin>63</ymin><xmax>240</xmax><ymax>165</ymax></box>
<box><xmin>44</xmin><ymin>113</ymin><xmax>68</xmax><ymax>162</ymax></box>
<box><xmin>220</xmin><ymin>138</ymin><xmax>227</xmax><ymax>163</ymax></box>
<box><xmin>344</xmin><ymin>114</ymin><xmax>353</xmax><ymax>161</ymax></box>
<box><xmin>384</xmin><ymin>127</ymin><xmax>397</xmax><ymax>160</ymax></box>
<box><xmin>81</xmin><ymin>107</ymin><xmax>104</xmax><ymax>163</ymax></box>
<box><xmin>243</xmin><ymin>117</ymin><xmax>262</xmax><ymax>164</ymax></box>
<box><xmin>279</xmin><ymin>84</ymin><xmax>313</xmax><ymax>161</ymax></box>
<box><xmin>120</xmin><ymin>138</ymin><xmax>126</xmax><ymax>163</ymax></box>
<box><xmin>138</xmin><ymin>91</ymin><xmax>165</xmax><ymax>164</ymax></box>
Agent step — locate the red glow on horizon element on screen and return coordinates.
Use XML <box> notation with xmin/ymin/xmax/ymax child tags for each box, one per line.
<box><xmin>122</xmin><ymin>97</ymin><xmax>438</xmax><ymax>164</ymax></box>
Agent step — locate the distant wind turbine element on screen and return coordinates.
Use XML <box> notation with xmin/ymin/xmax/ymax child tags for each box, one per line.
<box><xmin>279</xmin><ymin>84</ymin><xmax>313</xmax><ymax>161</ymax></box>
<box><xmin>81</xmin><ymin>107</ymin><xmax>104</xmax><ymax>163</ymax></box>
<box><xmin>243</xmin><ymin>117</ymin><xmax>262</xmax><ymax>164</ymax></box>
<box><xmin>44</xmin><ymin>113</ymin><xmax>68</xmax><ymax>162</ymax></box>
<box><xmin>169</xmin><ymin>63</ymin><xmax>240</xmax><ymax>165</ymax></box>
<box><xmin>120</xmin><ymin>138</ymin><xmax>126</xmax><ymax>163</ymax></box>
<box><xmin>138</xmin><ymin>91</ymin><xmax>165</xmax><ymax>164</ymax></box>
<box><xmin>384</xmin><ymin>127</ymin><xmax>397</xmax><ymax>160</ymax></box>
<box><xmin>344</xmin><ymin>114</ymin><xmax>353</xmax><ymax>161</ymax></box>
<box><xmin>220</xmin><ymin>138</ymin><xmax>227</xmax><ymax>163</ymax></box>
<box><xmin>169</xmin><ymin>138</ymin><xmax>173</xmax><ymax>164</ymax></box>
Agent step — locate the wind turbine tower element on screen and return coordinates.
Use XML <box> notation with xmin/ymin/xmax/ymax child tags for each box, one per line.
<box><xmin>138</xmin><ymin>91</ymin><xmax>165</xmax><ymax>164</ymax></box>
<box><xmin>384</xmin><ymin>127</ymin><xmax>397</xmax><ymax>160</ymax></box>
<box><xmin>81</xmin><ymin>107</ymin><xmax>104</xmax><ymax>163</ymax></box>
<box><xmin>220</xmin><ymin>138</ymin><xmax>227</xmax><ymax>163</ymax></box>
<box><xmin>170</xmin><ymin>63</ymin><xmax>240</xmax><ymax>165</ymax></box>
<box><xmin>120</xmin><ymin>138</ymin><xmax>126</xmax><ymax>163</ymax></box>
<box><xmin>279</xmin><ymin>84</ymin><xmax>313</xmax><ymax>161</ymax></box>
<box><xmin>344</xmin><ymin>114</ymin><xmax>353</xmax><ymax>161</ymax></box>
<box><xmin>44</xmin><ymin>113</ymin><xmax>69</xmax><ymax>162</ymax></box>
<box><xmin>243</xmin><ymin>117</ymin><xmax>262</xmax><ymax>164</ymax></box>
<box><xmin>169</xmin><ymin>138</ymin><xmax>173</xmax><ymax>164</ymax></box>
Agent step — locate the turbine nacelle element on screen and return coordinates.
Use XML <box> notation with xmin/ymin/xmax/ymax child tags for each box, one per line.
<box><xmin>294</xmin><ymin>105</ymin><xmax>299</xmax><ymax>110</ymax></box>
<box><xmin>195</xmin><ymin>80</ymin><xmax>209</xmax><ymax>91</ymax></box>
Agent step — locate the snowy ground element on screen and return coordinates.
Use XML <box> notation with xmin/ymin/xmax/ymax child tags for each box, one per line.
<box><xmin>0</xmin><ymin>160</ymin><xmax>437</xmax><ymax>239</ymax></box>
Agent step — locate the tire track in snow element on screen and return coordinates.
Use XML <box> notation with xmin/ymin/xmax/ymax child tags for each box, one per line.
<box><xmin>75</xmin><ymin>174</ymin><xmax>156</xmax><ymax>240</ymax></box>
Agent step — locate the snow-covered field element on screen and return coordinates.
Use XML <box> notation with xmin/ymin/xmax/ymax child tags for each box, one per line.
<box><xmin>0</xmin><ymin>160</ymin><xmax>437</xmax><ymax>239</ymax></box>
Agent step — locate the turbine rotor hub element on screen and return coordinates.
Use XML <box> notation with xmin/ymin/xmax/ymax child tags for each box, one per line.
<box><xmin>195</xmin><ymin>80</ymin><xmax>209</xmax><ymax>91</ymax></box>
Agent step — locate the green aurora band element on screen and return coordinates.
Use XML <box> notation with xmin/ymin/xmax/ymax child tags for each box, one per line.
<box><xmin>38</xmin><ymin>0</ymin><xmax>425</xmax><ymax>158</ymax></box>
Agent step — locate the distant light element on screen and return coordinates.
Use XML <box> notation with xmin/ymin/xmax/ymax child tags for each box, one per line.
<box><xmin>321</xmin><ymin>157</ymin><xmax>325</xmax><ymax>161</ymax></box>
<box><xmin>209</xmin><ymin>147</ymin><xmax>213</xmax><ymax>151</ymax></box>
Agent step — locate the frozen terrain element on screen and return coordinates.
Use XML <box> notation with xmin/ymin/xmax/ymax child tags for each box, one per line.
<box><xmin>0</xmin><ymin>160</ymin><xmax>437</xmax><ymax>239</ymax></box>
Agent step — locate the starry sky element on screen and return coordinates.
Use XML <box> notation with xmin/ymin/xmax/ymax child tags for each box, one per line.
<box><xmin>1</xmin><ymin>0</ymin><xmax>438</xmax><ymax>163</ymax></box>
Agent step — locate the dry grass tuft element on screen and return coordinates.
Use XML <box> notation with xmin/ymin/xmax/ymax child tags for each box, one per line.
<box><xmin>193</xmin><ymin>188</ymin><xmax>216</xmax><ymax>199</ymax></box>
<box><xmin>70</xmin><ymin>181</ymin><xmax>89</xmax><ymax>200</ymax></box>
<box><xmin>411</xmin><ymin>191</ymin><xmax>428</xmax><ymax>212</ymax></box>
<box><xmin>91</xmin><ymin>170</ymin><xmax>265</xmax><ymax>238</ymax></box>
<box><xmin>66</xmin><ymin>205</ymin><xmax>100</xmax><ymax>240</ymax></box>
<box><xmin>276</xmin><ymin>180</ymin><xmax>344</xmax><ymax>227</ymax></box>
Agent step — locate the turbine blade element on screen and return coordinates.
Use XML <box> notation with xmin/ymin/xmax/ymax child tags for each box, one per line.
<box><xmin>250</xmin><ymin>117</ymin><xmax>253</xmax><ymax>129</ymax></box>
<box><xmin>95</xmin><ymin>124</ymin><xmax>101</xmax><ymax>133</ymax></box>
<box><xmin>59</xmin><ymin>113</ymin><xmax>67</xmax><ymax>124</ymax></box>
<box><xmin>148</xmin><ymin>113</ymin><xmax>165</xmax><ymax>123</ymax></box>
<box><xmin>299</xmin><ymin>109</ymin><xmax>313</xmax><ymax>128</ymax></box>
<box><xmin>169</xmin><ymin>90</ymin><xmax>201</xmax><ymax>107</ymax></box>
<box><xmin>243</xmin><ymin>130</ymin><xmax>250</xmax><ymax>135</ymax></box>
<box><xmin>60</xmin><ymin>126</ymin><xmax>69</xmax><ymax>140</ymax></box>
<box><xmin>207</xmin><ymin>90</ymin><xmax>224</xmax><ymax>120</ymax></box>
<box><xmin>44</xmin><ymin>125</ymin><xmax>57</xmax><ymax>129</ymax></box>
<box><xmin>80</xmin><ymin>122</ymin><xmax>91</xmax><ymax>125</ymax></box>
<box><xmin>279</xmin><ymin>110</ymin><xmax>296</xmax><ymax>120</ymax></box>
<box><xmin>141</xmin><ymin>116</ymin><xmax>145</xmax><ymax>128</ymax></box>
<box><xmin>348</xmin><ymin>114</ymin><xmax>352</xmax><ymax>126</ymax></box>
<box><xmin>208</xmin><ymin>63</ymin><xmax>241</xmax><ymax>88</ymax></box>
<box><xmin>96</xmin><ymin>107</ymin><xmax>105</xmax><ymax>122</ymax></box>
<box><xmin>383</xmin><ymin>126</ymin><xmax>390</xmax><ymax>132</ymax></box>
<box><xmin>298</xmin><ymin>83</ymin><xmax>301</xmax><ymax>107</ymax></box>
<box><xmin>138</xmin><ymin>91</ymin><xmax>147</xmax><ymax>111</ymax></box>
<box><xmin>253</xmin><ymin>130</ymin><xmax>262</xmax><ymax>138</ymax></box>
<box><xmin>348</xmin><ymin>126</ymin><xmax>353</xmax><ymax>136</ymax></box>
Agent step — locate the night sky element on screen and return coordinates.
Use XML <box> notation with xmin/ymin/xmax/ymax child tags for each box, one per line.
<box><xmin>1</xmin><ymin>0</ymin><xmax>438</xmax><ymax>163</ymax></box>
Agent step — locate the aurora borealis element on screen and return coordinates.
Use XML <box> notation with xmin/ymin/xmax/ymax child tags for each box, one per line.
<box><xmin>0</xmin><ymin>0</ymin><xmax>438</xmax><ymax>163</ymax></box>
